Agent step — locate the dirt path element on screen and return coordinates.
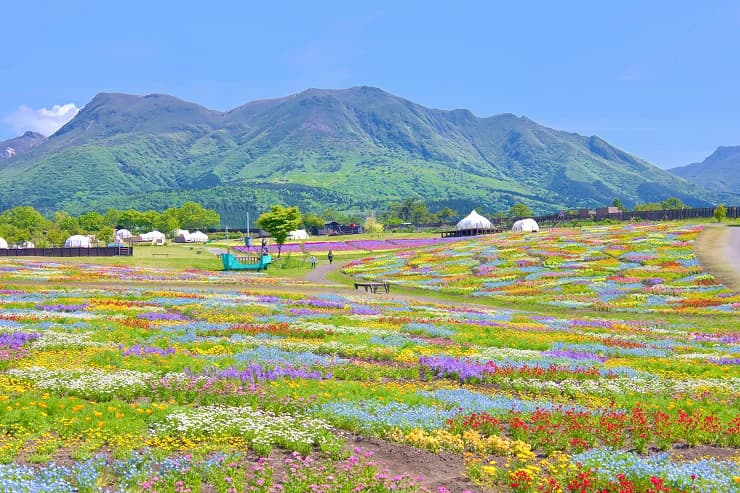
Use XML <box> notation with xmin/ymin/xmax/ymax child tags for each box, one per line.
<box><xmin>694</xmin><ymin>225</ymin><xmax>740</xmax><ymax>292</ymax></box>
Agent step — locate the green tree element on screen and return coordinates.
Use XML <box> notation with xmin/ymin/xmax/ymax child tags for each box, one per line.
<box><xmin>117</xmin><ymin>209</ymin><xmax>142</xmax><ymax>231</ymax></box>
<box><xmin>0</xmin><ymin>206</ymin><xmax>50</xmax><ymax>242</ymax></box>
<box><xmin>434</xmin><ymin>207</ymin><xmax>458</xmax><ymax>224</ymax></box>
<box><xmin>508</xmin><ymin>202</ymin><xmax>533</xmax><ymax>218</ymax></box>
<box><xmin>661</xmin><ymin>197</ymin><xmax>685</xmax><ymax>210</ymax></box>
<box><xmin>138</xmin><ymin>210</ymin><xmax>161</xmax><ymax>232</ymax></box>
<box><xmin>176</xmin><ymin>202</ymin><xmax>220</xmax><ymax>230</ymax></box>
<box><xmin>363</xmin><ymin>215</ymin><xmax>384</xmax><ymax>235</ymax></box>
<box><xmin>52</xmin><ymin>211</ymin><xmax>80</xmax><ymax>235</ymax></box>
<box><xmin>612</xmin><ymin>198</ymin><xmax>626</xmax><ymax>211</ymax></box>
<box><xmin>156</xmin><ymin>208</ymin><xmax>181</xmax><ymax>236</ymax></box>
<box><xmin>103</xmin><ymin>208</ymin><xmax>121</xmax><ymax>228</ymax></box>
<box><xmin>714</xmin><ymin>203</ymin><xmax>727</xmax><ymax>223</ymax></box>
<box><xmin>633</xmin><ymin>202</ymin><xmax>661</xmax><ymax>212</ymax></box>
<box><xmin>77</xmin><ymin>211</ymin><xmax>106</xmax><ymax>232</ymax></box>
<box><xmin>302</xmin><ymin>213</ymin><xmax>325</xmax><ymax>235</ymax></box>
<box><xmin>257</xmin><ymin>205</ymin><xmax>302</xmax><ymax>257</ymax></box>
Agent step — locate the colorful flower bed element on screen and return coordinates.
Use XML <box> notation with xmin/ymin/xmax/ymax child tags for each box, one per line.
<box><xmin>344</xmin><ymin>223</ymin><xmax>740</xmax><ymax>314</ymax></box>
<box><xmin>0</xmin><ymin>225</ymin><xmax>738</xmax><ymax>492</ymax></box>
<box><xmin>234</xmin><ymin>236</ymin><xmax>463</xmax><ymax>255</ymax></box>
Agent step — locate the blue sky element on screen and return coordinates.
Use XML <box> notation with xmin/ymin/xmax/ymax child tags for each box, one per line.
<box><xmin>1</xmin><ymin>1</ymin><xmax>738</xmax><ymax>168</ymax></box>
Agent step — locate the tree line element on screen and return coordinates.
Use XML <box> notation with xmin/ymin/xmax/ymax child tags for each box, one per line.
<box><xmin>0</xmin><ymin>202</ymin><xmax>220</xmax><ymax>247</ymax></box>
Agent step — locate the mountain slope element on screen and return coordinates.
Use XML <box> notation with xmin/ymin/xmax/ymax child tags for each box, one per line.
<box><xmin>670</xmin><ymin>146</ymin><xmax>740</xmax><ymax>195</ymax></box>
<box><xmin>0</xmin><ymin>87</ymin><xmax>726</xmax><ymax>224</ymax></box>
<box><xmin>0</xmin><ymin>131</ymin><xmax>45</xmax><ymax>160</ymax></box>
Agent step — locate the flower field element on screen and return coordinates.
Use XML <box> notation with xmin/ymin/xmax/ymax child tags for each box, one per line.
<box><xmin>234</xmin><ymin>237</ymin><xmax>464</xmax><ymax>255</ymax></box>
<box><xmin>344</xmin><ymin>223</ymin><xmax>740</xmax><ymax>314</ymax></box>
<box><xmin>0</xmin><ymin>223</ymin><xmax>739</xmax><ymax>492</ymax></box>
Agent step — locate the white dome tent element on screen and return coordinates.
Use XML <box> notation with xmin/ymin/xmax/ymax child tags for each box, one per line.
<box><xmin>287</xmin><ymin>229</ymin><xmax>310</xmax><ymax>240</ymax></box>
<box><xmin>512</xmin><ymin>218</ymin><xmax>540</xmax><ymax>233</ymax></box>
<box><xmin>0</xmin><ymin>238</ymin><xmax>7</xmax><ymax>249</ymax></box>
<box><xmin>14</xmin><ymin>241</ymin><xmax>34</xmax><ymax>249</ymax></box>
<box><xmin>140</xmin><ymin>230</ymin><xmax>166</xmax><ymax>245</ymax></box>
<box><xmin>187</xmin><ymin>230</ymin><xmax>209</xmax><ymax>243</ymax></box>
<box><xmin>456</xmin><ymin>210</ymin><xmax>493</xmax><ymax>231</ymax></box>
<box><xmin>64</xmin><ymin>235</ymin><xmax>93</xmax><ymax>248</ymax></box>
<box><xmin>115</xmin><ymin>229</ymin><xmax>132</xmax><ymax>242</ymax></box>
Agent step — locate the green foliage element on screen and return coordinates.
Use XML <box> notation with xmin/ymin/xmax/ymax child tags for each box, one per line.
<box><xmin>363</xmin><ymin>215</ymin><xmax>384</xmax><ymax>234</ymax></box>
<box><xmin>509</xmin><ymin>202</ymin><xmax>533</xmax><ymax>218</ymax></box>
<box><xmin>660</xmin><ymin>197</ymin><xmax>685</xmax><ymax>210</ymax></box>
<box><xmin>302</xmin><ymin>213</ymin><xmax>325</xmax><ymax>234</ymax></box>
<box><xmin>714</xmin><ymin>203</ymin><xmax>727</xmax><ymax>222</ymax></box>
<box><xmin>612</xmin><ymin>198</ymin><xmax>626</xmax><ymax>211</ymax></box>
<box><xmin>0</xmin><ymin>88</ymin><xmax>724</xmax><ymax>220</ymax></box>
<box><xmin>175</xmin><ymin>201</ymin><xmax>221</xmax><ymax>230</ymax></box>
<box><xmin>0</xmin><ymin>206</ymin><xmax>50</xmax><ymax>243</ymax></box>
<box><xmin>257</xmin><ymin>205</ymin><xmax>302</xmax><ymax>256</ymax></box>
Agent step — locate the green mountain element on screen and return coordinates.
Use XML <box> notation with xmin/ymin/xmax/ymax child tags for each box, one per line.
<box><xmin>669</xmin><ymin>146</ymin><xmax>740</xmax><ymax>196</ymax></box>
<box><xmin>0</xmin><ymin>87</ymin><xmax>726</xmax><ymax>225</ymax></box>
<box><xmin>0</xmin><ymin>131</ymin><xmax>45</xmax><ymax>160</ymax></box>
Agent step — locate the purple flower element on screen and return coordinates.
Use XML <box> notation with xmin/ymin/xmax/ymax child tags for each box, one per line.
<box><xmin>122</xmin><ymin>345</ymin><xmax>176</xmax><ymax>357</ymax></box>
<box><xmin>136</xmin><ymin>312</ymin><xmax>189</xmax><ymax>321</ymax></box>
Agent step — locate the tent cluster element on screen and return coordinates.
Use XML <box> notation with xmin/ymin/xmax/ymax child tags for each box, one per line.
<box><xmin>175</xmin><ymin>229</ymin><xmax>209</xmax><ymax>243</ymax></box>
<box><xmin>455</xmin><ymin>210</ymin><xmax>539</xmax><ymax>233</ymax></box>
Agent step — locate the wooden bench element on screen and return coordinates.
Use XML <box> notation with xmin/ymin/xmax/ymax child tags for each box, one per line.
<box><xmin>152</xmin><ymin>253</ymin><xmax>169</xmax><ymax>257</ymax></box>
<box><xmin>354</xmin><ymin>281</ymin><xmax>390</xmax><ymax>293</ymax></box>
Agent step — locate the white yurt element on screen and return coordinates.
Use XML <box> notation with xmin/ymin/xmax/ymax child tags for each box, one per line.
<box><xmin>64</xmin><ymin>235</ymin><xmax>93</xmax><ymax>248</ymax></box>
<box><xmin>15</xmin><ymin>241</ymin><xmax>34</xmax><ymax>249</ymax></box>
<box><xmin>175</xmin><ymin>229</ymin><xmax>190</xmax><ymax>238</ymax></box>
<box><xmin>0</xmin><ymin>237</ymin><xmax>8</xmax><ymax>249</ymax></box>
<box><xmin>115</xmin><ymin>229</ymin><xmax>132</xmax><ymax>241</ymax></box>
<box><xmin>512</xmin><ymin>218</ymin><xmax>540</xmax><ymax>233</ymax></box>
<box><xmin>140</xmin><ymin>230</ymin><xmax>166</xmax><ymax>245</ymax></box>
<box><xmin>287</xmin><ymin>229</ymin><xmax>310</xmax><ymax>240</ymax></box>
<box><xmin>456</xmin><ymin>210</ymin><xmax>493</xmax><ymax>230</ymax></box>
<box><xmin>188</xmin><ymin>230</ymin><xmax>209</xmax><ymax>243</ymax></box>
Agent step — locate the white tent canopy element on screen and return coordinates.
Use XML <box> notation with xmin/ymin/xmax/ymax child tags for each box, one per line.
<box><xmin>64</xmin><ymin>235</ymin><xmax>93</xmax><ymax>248</ymax></box>
<box><xmin>14</xmin><ymin>241</ymin><xmax>34</xmax><ymax>249</ymax></box>
<box><xmin>456</xmin><ymin>210</ymin><xmax>493</xmax><ymax>231</ymax></box>
<box><xmin>512</xmin><ymin>218</ymin><xmax>540</xmax><ymax>233</ymax></box>
<box><xmin>187</xmin><ymin>230</ymin><xmax>209</xmax><ymax>243</ymax></box>
<box><xmin>0</xmin><ymin>238</ymin><xmax>7</xmax><ymax>249</ymax></box>
<box><xmin>175</xmin><ymin>229</ymin><xmax>190</xmax><ymax>238</ymax></box>
<box><xmin>287</xmin><ymin>229</ymin><xmax>310</xmax><ymax>240</ymax></box>
<box><xmin>140</xmin><ymin>230</ymin><xmax>166</xmax><ymax>242</ymax></box>
<box><xmin>115</xmin><ymin>229</ymin><xmax>132</xmax><ymax>239</ymax></box>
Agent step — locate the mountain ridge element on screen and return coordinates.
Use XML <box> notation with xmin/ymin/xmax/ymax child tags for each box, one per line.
<box><xmin>0</xmin><ymin>86</ymin><xmax>730</xmax><ymax>224</ymax></box>
<box><xmin>669</xmin><ymin>146</ymin><xmax>740</xmax><ymax>195</ymax></box>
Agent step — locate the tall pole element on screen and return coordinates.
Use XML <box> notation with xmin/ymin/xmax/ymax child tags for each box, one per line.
<box><xmin>246</xmin><ymin>211</ymin><xmax>251</xmax><ymax>252</ymax></box>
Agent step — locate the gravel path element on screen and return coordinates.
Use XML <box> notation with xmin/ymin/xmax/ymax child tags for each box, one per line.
<box><xmin>303</xmin><ymin>258</ymin><xmax>351</xmax><ymax>284</ymax></box>
<box><xmin>727</xmin><ymin>226</ymin><xmax>740</xmax><ymax>273</ymax></box>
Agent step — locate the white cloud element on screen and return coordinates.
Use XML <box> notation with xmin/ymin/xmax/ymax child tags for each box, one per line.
<box><xmin>4</xmin><ymin>103</ymin><xmax>80</xmax><ymax>137</ymax></box>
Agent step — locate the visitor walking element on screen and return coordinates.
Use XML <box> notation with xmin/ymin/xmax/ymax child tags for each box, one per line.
<box><xmin>310</xmin><ymin>255</ymin><xmax>316</xmax><ymax>269</ymax></box>
<box><xmin>327</xmin><ymin>250</ymin><xmax>334</xmax><ymax>264</ymax></box>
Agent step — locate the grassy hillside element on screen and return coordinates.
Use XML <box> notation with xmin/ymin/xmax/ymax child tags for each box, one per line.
<box><xmin>0</xmin><ymin>87</ymin><xmax>728</xmax><ymax>221</ymax></box>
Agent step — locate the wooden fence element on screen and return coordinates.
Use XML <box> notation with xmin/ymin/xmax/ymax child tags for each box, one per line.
<box><xmin>0</xmin><ymin>246</ymin><xmax>133</xmax><ymax>257</ymax></box>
